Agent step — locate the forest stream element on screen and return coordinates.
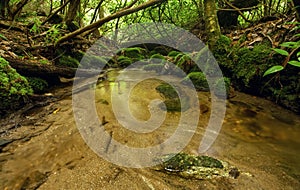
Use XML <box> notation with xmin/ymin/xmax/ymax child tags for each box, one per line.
<box><xmin>1</xmin><ymin>69</ymin><xmax>300</xmax><ymax>190</ymax></box>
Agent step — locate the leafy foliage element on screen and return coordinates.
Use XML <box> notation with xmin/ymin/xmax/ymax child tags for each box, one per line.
<box><xmin>263</xmin><ymin>22</ymin><xmax>300</xmax><ymax>77</ymax></box>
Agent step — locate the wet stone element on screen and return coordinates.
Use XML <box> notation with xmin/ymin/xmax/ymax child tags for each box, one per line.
<box><xmin>155</xmin><ymin>153</ymin><xmax>239</xmax><ymax>180</ymax></box>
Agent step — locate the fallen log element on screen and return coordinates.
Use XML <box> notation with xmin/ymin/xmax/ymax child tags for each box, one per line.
<box><xmin>4</xmin><ymin>57</ymin><xmax>101</xmax><ymax>84</ymax></box>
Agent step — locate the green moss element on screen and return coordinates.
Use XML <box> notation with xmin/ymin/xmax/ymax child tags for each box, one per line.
<box><xmin>155</xmin><ymin>83</ymin><xmax>190</xmax><ymax>112</ymax></box>
<box><xmin>83</xmin><ymin>54</ymin><xmax>108</xmax><ymax>68</ymax></box>
<box><xmin>173</xmin><ymin>53</ymin><xmax>192</xmax><ymax>72</ymax></box>
<box><xmin>237</xmin><ymin>45</ymin><xmax>273</xmax><ymax>66</ymax></box>
<box><xmin>153</xmin><ymin>153</ymin><xmax>240</xmax><ymax>180</ymax></box>
<box><xmin>0</xmin><ymin>57</ymin><xmax>33</xmax><ymax>112</ymax></box>
<box><xmin>117</xmin><ymin>56</ymin><xmax>133</xmax><ymax>67</ymax></box>
<box><xmin>150</xmin><ymin>54</ymin><xmax>166</xmax><ymax>64</ymax></box>
<box><xmin>57</xmin><ymin>55</ymin><xmax>80</xmax><ymax>68</ymax></box>
<box><xmin>119</xmin><ymin>47</ymin><xmax>147</xmax><ymax>60</ymax></box>
<box><xmin>160</xmin><ymin>153</ymin><xmax>223</xmax><ymax>172</ymax></box>
<box><xmin>155</xmin><ymin>83</ymin><xmax>178</xmax><ymax>99</ymax></box>
<box><xmin>27</xmin><ymin>77</ymin><xmax>48</xmax><ymax>93</ymax></box>
<box><xmin>182</xmin><ymin>72</ymin><xmax>209</xmax><ymax>91</ymax></box>
<box><xmin>151</xmin><ymin>53</ymin><xmax>165</xmax><ymax>60</ymax></box>
<box><xmin>214</xmin><ymin>77</ymin><xmax>231</xmax><ymax>98</ymax></box>
<box><xmin>158</xmin><ymin>97</ymin><xmax>190</xmax><ymax>112</ymax></box>
<box><xmin>167</xmin><ymin>51</ymin><xmax>181</xmax><ymax>58</ymax></box>
<box><xmin>143</xmin><ymin>63</ymin><xmax>164</xmax><ymax>72</ymax></box>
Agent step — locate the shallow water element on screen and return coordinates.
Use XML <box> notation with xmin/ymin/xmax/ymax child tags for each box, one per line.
<box><xmin>1</xmin><ymin>69</ymin><xmax>300</xmax><ymax>189</ymax></box>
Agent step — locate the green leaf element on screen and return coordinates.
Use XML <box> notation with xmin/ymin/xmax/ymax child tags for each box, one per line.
<box><xmin>288</xmin><ymin>60</ymin><xmax>300</xmax><ymax>67</ymax></box>
<box><xmin>263</xmin><ymin>65</ymin><xmax>284</xmax><ymax>77</ymax></box>
<box><xmin>280</xmin><ymin>42</ymin><xmax>299</xmax><ymax>48</ymax></box>
<box><xmin>273</xmin><ymin>48</ymin><xmax>288</xmax><ymax>56</ymax></box>
<box><xmin>297</xmin><ymin>52</ymin><xmax>300</xmax><ymax>57</ymax></box>
<box><xmin>0</xmin><ymin>34</ymin><xmax>8</xmax><ymax>40</ymax></box>
<box><xmin>293</xmin><ymin>33</ymin><xmax>300</xmax><ymax>38</ymax></box>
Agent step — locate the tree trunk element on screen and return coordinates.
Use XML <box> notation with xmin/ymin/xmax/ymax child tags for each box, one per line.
<box><xmin>204</xmin><ymin>0</ymin><xmax>221</xmax><ymax>49</ymax></box>
<box><xmin>65</xmin><ymin>0</ymin><xmax>81</xmax><ymax>31</ymax></box>
<box><xmin>10</xmin><ymin>0</ymin><xmax>29</xmax><ymax>20</ymax></box>
<box><xmin>0</xmin><ymin>0</ymin><xmax>10</xmax><ymax>18</ymax></box>
<box><xmin>4</xmin><ymin>57</ymin><xmax>100</xmax><ymax>84</ymax></box>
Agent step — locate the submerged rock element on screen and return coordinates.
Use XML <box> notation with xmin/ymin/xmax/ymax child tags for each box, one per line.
<box><xmin>155</xmin><ymin>83</ymin><xmax>190</xmax><ymax>112</ymax></box>
<box><xmin>155</xmin><ymin>153</ymin><xmax>240</xmax><ymax>180</ymax></box>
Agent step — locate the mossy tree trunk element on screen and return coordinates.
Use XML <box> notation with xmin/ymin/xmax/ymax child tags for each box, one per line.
<box><xmin>204</xmin><ymin>0</ymin><xmax>221</xmax><ymax>50</ymax></box>
<box><xmin>65</xmin><ymin>0</ymin><xmax>81</xmax><ymax>29</ymax></box>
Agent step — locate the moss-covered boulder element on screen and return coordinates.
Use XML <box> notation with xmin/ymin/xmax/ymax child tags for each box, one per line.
<box><xmin>27</xmin><ymin>77</ymin><xmax>48</xmax><ymax>94</ymax></box>
<box><xmin>0</xmin><ymin>57</ymin><xmax>33</xmax><ymax>114</ymax></box>
<box><xmin>119</xmin><ymin>47</ymin><xmax>148</xmax><ymax>61</ymax></box>
<box><xmin>155</xmin><ymin>83</ymin><xmax>190</xmax><ymax>112</ymax></box>
<box><xmin>57</xmin><ymin>55</ymin><xmax>80</xmax><ymax>68</ymax></box>
<box><xmin>143</xmin><ymin>63</ymin><xmax>165</xmax><ymax>72</ymax></box>
<box><xmin>158</xmin><ymin>97</ymin><xmax>190</xmax><ymax>112</ymax></box>
<box><xmin>155</xmin><ymin>83</ymin><xmax>179</xmax><ymax>99</ymax></box>
<box><xmin>182</xmin><ymin>72</ymin><xmax>209</xmax><ymax>91</ymax></box>
<box><xmin>214</xmin><ymin>77</ymin><xmax>231</xmax><ymax>98</ymax></box>
<box><xmin>81</xmin><ymin>54</ymin><xmax>108</xmax><ymax>68</ymax></box>
<box><xmin>117</xmin><ymin>56</ymin><xmax>133</xmax><ymax>67</ymax></box>
<box><xmin>155</xmin><ymin>153</ymin><xmax>240</xmax><ymax>180</ymax></box>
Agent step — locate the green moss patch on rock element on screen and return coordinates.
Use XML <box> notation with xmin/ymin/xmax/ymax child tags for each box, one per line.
<box><xmin>156</xmin><ymin>83</ymin><xmax>179</xmax><ymax>99</ymax></box>
<box><xmin>182</xmin><ymin>72</ymin><xmax>209</xmax><ymax>91</ymax></box>
<box><xmin>0</xmin><ymin>57</ymin><xmax>33</xmax><ymax>114</ymax></box>
<box><xmin>143</xmin><ymin>63</ymin><xmax>165</xmax><ymax>72</ymax></box>
<box><xmin>56</xmin><ymin>55</ymin><xmax>80</xmax><ymax>68</ymax></box>
<box><xmin>214</xmin><ymin>77</ymin><xmax>231</xmax><ymax>98</ymax></box>
<box><xmin>155</xmin><ymin>83</ymin><xmax>190</xmax><ymax>112</ymax></box>
<box><xmin>155</xmin><ymin>153</ymin><xmax>241</xmax><ymax>180</ymax></box>
<box><xmin>27</xmin><ymin>77</ymin><xmax>48</xmax><ymax>94</ymax></box>
<box><xmin>81</xmin><ymin>54</ymin><xmax>108</xmax><ymax>68</ymax></box>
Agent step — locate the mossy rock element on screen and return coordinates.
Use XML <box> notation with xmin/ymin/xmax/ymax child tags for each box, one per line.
<box><xmin>155</xmin><ymin>83</ymin><xmax>178</xmax><ymax>99</ymax></box>
<box><xmin>57</xmin><ymin>55</ymin><xmax>80</xmax><ymax>68</ymax></box>
<box><xmin>150</xmin><ymin>54</ymin><xmax>167</xmax><ymax>64</ymax></box>
<box><xmin>155</xmin><ymin>153</ymin><xmax>240</xmax><ymax>180</ymax></box>
<box><xmin>0</xmin><ymin>57</ymin><xmax>33</xmax><ymax>113</ymax></box>
<box><xmin>213</xmin><ymin>77</ymin><xmax>231</xmax><ymax>98</ymax></box>
<box><xmin>117</xmin><ymin>56</ymin><xmax>133</xmax><ymax>67</ymax></box>
<box><xmin>143</xmin><ymin>63</ymin><xmax>164</xmax><ymax>72</ymax></box>
<box><xmin>119</xmin><ymin>47</ymin><xmax>147</xmax><ymax>60</ymax></box>
<box><xmin>82</xmin><ymin>54</ymin><xmax>108</xmax><ymax>68</ymax></box>
<box><xmin>160</xmin><ymin>153</ymin><xmax>223</xmax><ymax>171</ymax></box>
<box><xmin>167</xmin><ymin>51</ymin><xmax>182</xmax><ymax>58</ymax></box>
<box><xmin>155</xmin><ymin>83</ymin><xmax>190</xmax><ymax>112</ymax></box>
<box><xmin>158</xmin><ymin>97</ymin><xmax>190</xmax><ymax>112</ymax></box>
<box><xmin>151</xmin><ymin>53</ymin><xmax>165</xmax><ymax>60</ymax></box>
<box><xmin>182</xmin><ymin>72</ymin><xmax>209</xmax><ymax>91</ymax></box>
<box><xmin>27</xmin><ymin>77</ymin><xmax>48</xmax><ymax>94</ymax></box>
<box><xmin>211</xmin><ymin>35</ymin><xmax>233</xmax><ymax>60</ymax></box>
